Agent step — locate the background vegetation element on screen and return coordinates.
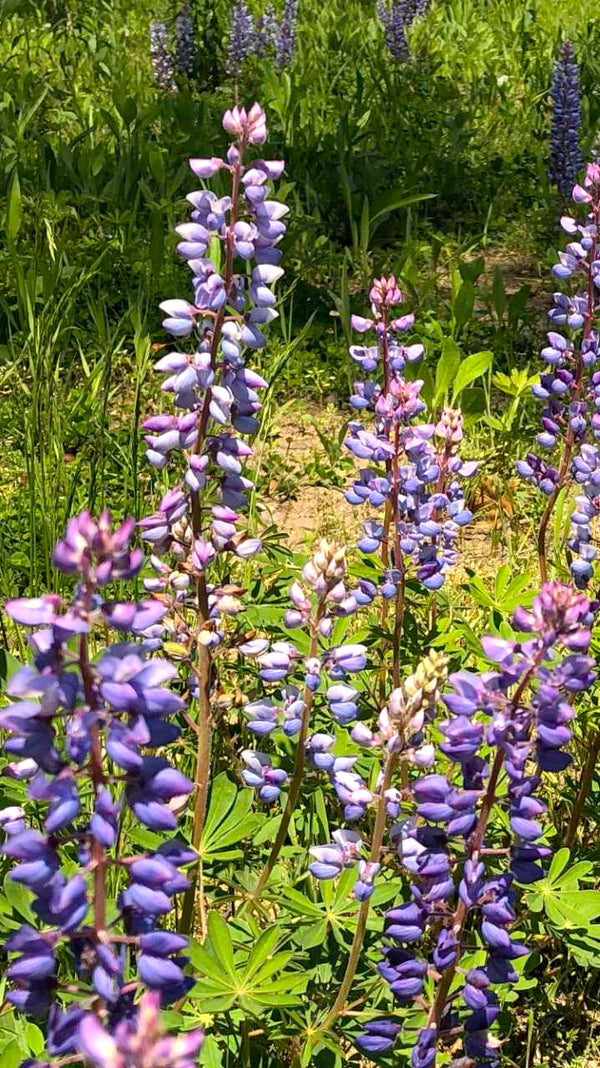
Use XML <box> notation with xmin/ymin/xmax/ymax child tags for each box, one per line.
<box><xmin>3</xmin><ymin>0</ymin><xmax>600</xmax><ymax>1064</ymax></box>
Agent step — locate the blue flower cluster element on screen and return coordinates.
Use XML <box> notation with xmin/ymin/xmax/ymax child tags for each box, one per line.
<box><xmin>549</xmin><ymin>41</ymin><xmax>582</xmax><ymax>199</ymax></box>
<box><xmin>376</xmin><ymin>0</ymin><xmax>430</xmax><ymax>62</ymax></box>
<box><xmin>518</xmin><ymin>163</ymin><xmax>600</xmax><ymax>586</ymax></box>
<box><xmin>2</xmin><ymin>513</ymin><xmax>203</xmax><ymax>1065</ymax></box>
<box><xmin>345</xmin><ymin>276</ymin><xmax>476</xmax><ymax>594</ymax></box>
<box><xmin>356</xmin><ymin>582</ymin><xmax>595</xmax><ymax>1066</ymax></box>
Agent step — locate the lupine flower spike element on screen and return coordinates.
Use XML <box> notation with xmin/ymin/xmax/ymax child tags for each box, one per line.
<box><xmin>376</xmin><ymin>0</ymin><xmax>430</xmax><ymax>62</ymax></box>
<box><xmin>311</xmin><ymin>652</ymin><xmax>449</xmax><ymax>1036</ymax></box>
<box><xmin>549</xmin><ymin>41</ymin><xmax>582</xmax><ymax>199</ymax></box>
<box><xmin>140</xmin><ymin>103</ymin><xmax>286</xmax><ymax>930</ymax></box>
<box><xmin>345</xmin><ymin>276</ymin><xmax>476</xmax><ymax>687</ymax></box>
<box><xmin>174</xmin><ymin>2</ymin><xmax>196</xmax><ymax>80</ymax></box>
<box><xmin>227</xmin><ymin>0</ymin><xmax>256</xmax><ymax>79</ymax></box>
<box><xmin>518</xmin><ymin>163</ymin><xmax>600</xmax><ymax>586</ymax></box>
<box><xmin>241</xmin><ymin>540</ymin><xmax>373</xmax><ymax>899</ymax></box>
<box><xmin>149</xmin><ymin>21</ymin><xmax>176</xmax><ymax>92</ymax></box>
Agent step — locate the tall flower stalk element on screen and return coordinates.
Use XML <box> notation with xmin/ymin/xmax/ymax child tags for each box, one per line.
<box><xmin>376</xmin><ymin>0</ymin><xmax>430</xmax><ymax>62</ymax></box>
<box><xmin>518</xmin><ymin>163</ymin><xmax>600</xmax><ymax>850</ymax></box>
<box><xmin>519</xmin><ymin>163</ymin><xmax>600</xmax><ymax>586</ymax></box>
<box><xmin>549</xmin><ymin>41</ymin><xmax>583</xmax><ymax>200</ymax></box>
<box><xmin>149</xmin><ymin>21</ymin><xmax>176</xmax><ymax>92</ymax></box>
<box><xmin>139</xmin><ymin>103</ymin><xmax>287</xmax><ymax>931</ymax></box>
<box><xmin>2</xmin><ymin>513</ymin><xmax>204</xmax><ymax>1063</ymax></box>
<box><xmin>345</xmin><ymin>277</ymin><xmax>476</xmax><ymax>689</ymax></box>
<box><xmin>174</xmin><ymin>1</ymin><xmax>197</xmax><ymax>79</ymax></box>
<box><xmin>311</xmin><ymin>651</ymin><xmax>448</xmax><ymax>1038</ymax></box>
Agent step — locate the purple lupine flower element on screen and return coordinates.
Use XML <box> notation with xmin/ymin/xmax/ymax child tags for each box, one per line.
<box><xmin>376</xmin><ymin>0</ymin><xmax>429</xmax><ymax>61</ymax></box>
<box><xmin>241</xmin><ymin>750</ymin><xmax>289</xmax><ymax>802</ymax></box>
<box><xmin>227</xmin><ymin>0</ymin><xmax>256</xmax><ymax>78</ymax></box>
<box><xmin>518</xmin><ymin>162</ymin><xmax>600</xmax><ymax>586</ymax></box>
<box><xmin>255</xmin><ymin>3</ymin><xmax>278</xmax><ymax>56</ymax></box>
<box><xmin>174</xmin><ymin>1</ymin><xmax>196</xmax><ymax>79</ymax></box>
<box><xmin>78</xmin><ymin>990</ymin><xmax>203</xmax><ymax>1068</ymax></box>
<box><xmin>549</xmin><ymin>41</ymin><xmax>582</xmax><ymax>199</ymax></box>
<box><xmin>275</xmin><ymin>0</ymin><xmax>298</xmax><ymax>68</ymax></box>
<box><xmin>344</xmin><ymin>278</ymin><xmax>476</xmax><ymax>596</ymax></box>
<box><xmin>361</xmin><ymin>582</ymin><xmax>595</xmax><ymax>1065</ymax></box>
<box><xmin>149</xmin><ymin>21</ymin><xmax>176</xmax><ymax>92</ymax></box>
<box><xmin>2</xmin><ymin>513</ymin><xmax>197</xmax><ymax>1052</ymax></box>
<box><xmin>137</xmin><ymin>102</ymin><xmax>285</xmax><ymax>739</ymax></box>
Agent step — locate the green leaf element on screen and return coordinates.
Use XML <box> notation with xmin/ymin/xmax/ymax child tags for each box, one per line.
<box><xmin>187</xmin><ymin>941</ymin><xmax>233</xmax><ymax>986</ymax></box>
<box><xmin>452</xmin><ymin>280</ymin><xmax>476</xmax><ymax>334</ymax></box>
<box><xmin>369</xmin><ymin>189</ymin><xmax>437</xmax><ymax>236</ymax></box>
<box><xmin>206</xmin><ymin>912</ymin><xmax>236</xmax><ymax>980</ymax></box>
<box><xmin>199</xmin><ymin>1035</ymin><xmax>223</xmax><ymax>1067</ymax></box>
<box><xmin>434</xmin><ymin>337</ymin><xmax>461</xmax><ymax>406</ymax></box>
<box><xmin>452</xmin><ymin>351</ymin><xmax>493</xmax><ymax>400</ymax></box>
<box><xmin>243</xmin><ymin>928</ymin><xmax>281</xmax><ymax>979</ymax></box>
<box><xmin>6</xmin><ymin>169</ymin><xmax>22</xmax><ymax>242</ymax></box>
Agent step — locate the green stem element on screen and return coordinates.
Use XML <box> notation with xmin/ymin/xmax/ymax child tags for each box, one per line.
<box><xmin>316</xmin><ymin>748</ymin><xmax>398</xmax><ymax>1036</ymax></box>
<box><xmin>564</xmin><ymin>729</ymin><xmax>600</xmax><ymax>849</ymax></box>
<box><xmin>248</xmin><ymin>624</ymin><xmax>321</xmax><ymax>902</ymax></box>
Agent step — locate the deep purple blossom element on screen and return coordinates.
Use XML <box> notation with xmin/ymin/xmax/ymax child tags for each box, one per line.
<box><xmin>360</xmin><ymin>582</ymin><xmax>595</xmax><ymax>1065</ymax></box>
<box><xmin>2</xmin><ymin>512</ymin><xmax>198</xmax><ymax>1057</ymax></box>
<box><xmin>549</xmin><ymin>41</ymin><xmax>582</xmax><ymax>199</ymax></box>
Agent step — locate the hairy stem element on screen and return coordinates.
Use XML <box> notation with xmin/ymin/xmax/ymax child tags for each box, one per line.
<box><xmin>564</xmin><ymin>729</ymin><xmax>600</xmax><ymax>848</ymax></box>
<box><xmin>181</xmin><ymin>149</ymin><xmax>243</xmax><ymax>935</ymax></box>
<box><xmin>79</xmin><ymin>622</ymin><xmax>107</xmax><ymax>938</ymax></box>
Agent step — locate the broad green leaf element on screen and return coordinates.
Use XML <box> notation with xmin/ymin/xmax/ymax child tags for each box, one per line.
<box><xmin>281</xmin><ymin>888</ymin><xmax>325</xmax><ymax>918</ymax></box>
<box><xmin>452</xmin><ymin>351</ymin><xmax>493</xmax><ymax>400</ymax></box>
<box><xmin>547</xmin><ymin>848</ymin><xmax>571</xmax><ymax>884</ymax></box>
<box><xmin>206</xmin><ymin>912</ymin><xmax>236</xmax><ymax>979</ymax></box>
<box><xmin>293</xmin><ymin>920</ymin><xmax>328</xmax><ymax>949</ymax></box>
<box><xmin>434</xmin><ymin>337</ymin><xmax>461</xmax><ymax>406</ymax></box>
<box><xmin>244</xmin><ymin>928</ymin><xmax>281</xmax><ymax>979</ymax></box>
<box><xmin>452</xmin><ymin>280</ymin><xmax>476</xmax><ymax>334</ymax></box>
<box><xmin>187</xmin><ymin>941</ymin><xmax>233</xmax><ymax>985</ymax></box>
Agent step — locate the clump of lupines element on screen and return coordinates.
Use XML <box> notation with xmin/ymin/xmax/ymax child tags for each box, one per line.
<box><xmin>227</xmin><ymin>0</ymin><xmax>298</xmax><ymax>75</ymax></box>
<box><xmin>355</xmin><ymin>582</ymin><xmax>595</xmax><ymax>1066</ymax></box>
<box><xmin>517</xmin><ymin>163</ymin><xmax>600</xmax><ymax>586</ymax></box>
<box><xmin>2</xmin><ymin>513</ymin><xmax>203</xmax><ymax>1063</ymax></box>
<box><xmin>149</xmin><ymin>21</ymin><xmax>176</xmax><ymax>92</ymax></box>
<box><xmin>345</xmin><ymin>276</ymin><xmax>476</xmax><ymax>607</ymax></box>
<box><xmin>376</xmin><ymin>0</ymin><xmax>429</xmax><ymax>61</ymax></box>
<box><xmin>548</xmin><ymin>41</ymin><xmax>582</xmax><ymax>199</ymax></box>
<box><xmin>139</xmin><ymin>103</ymin><xmax>286</xmax><ymax>924</ymax></box>
<box><xmin>174</xmin><ymin>2</ymin><xmax>196</xmax><ymax>79</ymax></box>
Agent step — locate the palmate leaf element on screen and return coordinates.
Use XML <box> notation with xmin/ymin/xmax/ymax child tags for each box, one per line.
<box><xmin>199</xmin><ymin>773</ymin><xmax>265</xmax><ymax>861</ymax></box>
<box><xmin>187</xmin><ymin>911</ymin><xmax>307</xmax><ymax>1013</ymax></box>
<box><xmin>283</xmin><ymin>868</ymin><xmax>396</xmax><ymax>949</ymax></box>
